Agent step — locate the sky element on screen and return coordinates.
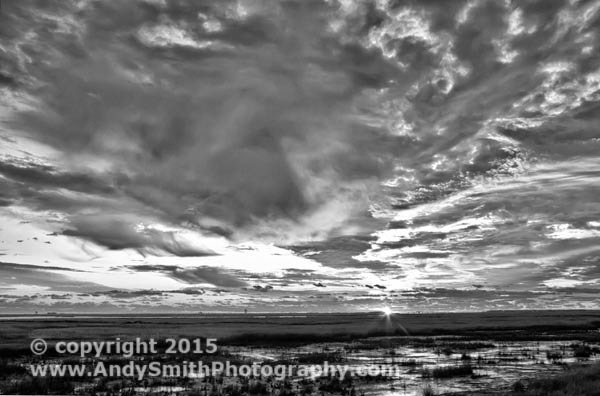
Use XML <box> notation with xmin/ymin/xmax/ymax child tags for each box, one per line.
<box><xmin>1</xmin><ymin>0</ymin><xmax>600</xmax><ymax>313</ymax></box>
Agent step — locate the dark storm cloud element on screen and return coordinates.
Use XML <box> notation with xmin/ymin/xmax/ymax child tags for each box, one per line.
<box><xmin>3</xmin><ymin>0</ymin><xmax>595</xmax><ymax>238</ymax></box>
<box><xmin>1</xmin><ymin>0</ymin><xmax>398</xmax><ymax>247</ymax></box>
<box><xmin>1</xmin><ymin>0</ymin><xmax>600</xmax><ymax>311</ymax></box>
<box><xmin>129</xmin><ymin>264</ymin><xmax>247</xmax><ymax>287</ymax></box>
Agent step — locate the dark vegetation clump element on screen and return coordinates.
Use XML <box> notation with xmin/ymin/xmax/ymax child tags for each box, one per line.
<box><xmin>0</xmin><ymin>358</ymin><xmax>27</xmax><ymax>377</ymax></box>
<box><xmin>570</xmin><ymin>344</ymin><xmax>593</xmax><ymax>359</ymax></box>
<box><xmin>422</xmin><ymin>364</ymin><xmax>474</xmax><ymax>379</ymax></box>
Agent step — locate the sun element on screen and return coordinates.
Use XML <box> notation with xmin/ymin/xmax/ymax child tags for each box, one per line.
<box><xmin>382</xmin><ymin>306</ymin><xmax>393</xmax><ymax>316</ymax></box>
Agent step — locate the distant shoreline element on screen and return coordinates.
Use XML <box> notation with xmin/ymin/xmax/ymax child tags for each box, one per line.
<box><xmin>2</xmin><ymin>308</ymin><xmax>600</xmax><ymax>317</ymax></box>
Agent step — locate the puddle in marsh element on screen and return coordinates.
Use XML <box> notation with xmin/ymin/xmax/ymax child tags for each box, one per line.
<box><xmin>229</xmin><ymin>337</ymin><xmax>600</xmax><ymax>395</ymax></box>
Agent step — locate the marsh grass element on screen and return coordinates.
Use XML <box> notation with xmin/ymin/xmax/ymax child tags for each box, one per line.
<box><xmin>509</xmin><ymin>362</ymin><xmax>600</xmax><ymax>396</ymax></box>
<box><xmin>421</xmin><ymin>383</ymin><xmax>436</xmax><ymax>396</ymax></box>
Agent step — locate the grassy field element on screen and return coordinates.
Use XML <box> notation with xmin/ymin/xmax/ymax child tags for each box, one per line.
<box><xmin>1</xmin><ymin>310</ymin><xmax>600</xmax><ymax>349</ymax></box>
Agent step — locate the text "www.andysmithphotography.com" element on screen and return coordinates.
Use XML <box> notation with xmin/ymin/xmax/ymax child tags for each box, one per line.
<box><xmin>28</xmin><ymin>337</ymin><xmax>404</xmax><ymax>380</ymax></box>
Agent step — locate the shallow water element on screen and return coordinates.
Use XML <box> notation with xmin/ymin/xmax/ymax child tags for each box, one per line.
<box><xmin>229</xmin><ymin>338</ymin><xmax>600</xmax><ymax>395</ymax></box>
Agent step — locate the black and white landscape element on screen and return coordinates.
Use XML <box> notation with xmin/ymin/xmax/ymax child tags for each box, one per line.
<box><xmin>1</xmin><ymin>0</ymin><xmax>600</xmax><ymax>395</ymax></box>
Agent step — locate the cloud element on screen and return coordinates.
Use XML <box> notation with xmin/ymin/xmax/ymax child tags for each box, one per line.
<box><xmin>0</xmin><ymin>262</ymin><xmax>84</xmax><ymax>272</ymax></box>
<box><xmin>63</xmin><ymin>215</ymin><xmax>217</xmax><ymax>256</ymax></box>
<box><xmin>0</xmin><ymin>160</ymin><xmax>117</xmax><ymax>195</ymax></box>
<box><xmin>1</xmin><ymin>0</ymin><xmax>600</xmax><ymax>312</ymax></box>
<box><xmin>91</xmin><ymin>289</ymin><xmax>165</xmax><ymax>299</ymax></box>
<box><xmin>287</xmin><ymin>236</ymin><xmax>390</xmax><ymax>270</ymax></box>
<box><xmin>129</xmin><ymin>264</ymin><xmax>247</xmax><ymax>288</ymax></box>
<box><xmin>3</xmin><ymin>0</ymin><xmax>396</xmax><ymax>247</ymax></box>
<box><xmin>0</xmin><ymin>261</ymin><xmax>108</xmax><ymax>292</ymax></box>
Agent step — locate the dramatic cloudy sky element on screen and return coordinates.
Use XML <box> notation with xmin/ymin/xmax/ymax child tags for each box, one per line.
<box><xmin>1</xmin><ymin>0</ymin><xmax>600</xmax><ymax>312</ymax></box>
